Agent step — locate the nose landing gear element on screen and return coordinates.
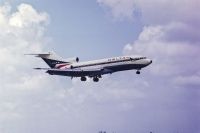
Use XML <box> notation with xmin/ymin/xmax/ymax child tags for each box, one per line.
<box><xmin>136</xmin><ymin>70</ymin><xmax>140</xmax><ymax>74</ymax></box>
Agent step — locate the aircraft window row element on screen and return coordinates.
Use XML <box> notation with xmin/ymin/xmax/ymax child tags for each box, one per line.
<box><xmin>131</xmin><ymin>57</ymin><xmax>146</xmax><ymax>60</ymax></box>
<box><xmin>74</xmin><ymin>59</ymin><xmax>129</xmax><ymax>68</ymax></box>
<box><xmin>108</xmin><ymin>57</ymin><xmax>130</xmax><ymax>62</ymax></box>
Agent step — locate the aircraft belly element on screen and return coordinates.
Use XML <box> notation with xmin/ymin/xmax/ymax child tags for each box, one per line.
<box><xmin>46</xmin><ymin>62</ymin><xmax>147</xmax><ymax>77</ymax></box>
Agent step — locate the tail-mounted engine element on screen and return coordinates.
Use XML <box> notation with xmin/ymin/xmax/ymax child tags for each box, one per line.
<box><xmin>65</xmin><ymin>57</ymin><xmax>79</xmax><ymax>63</ymax></box>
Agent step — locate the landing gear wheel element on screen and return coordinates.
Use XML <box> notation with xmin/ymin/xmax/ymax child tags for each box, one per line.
<box><xmin>136</xmin><ymin>70</ymin><xmax>140</xmax><ymax>74</ymax></box>
<box><xmin>81</xmin><ymin>76</ymin><xmax>87</xmax><ymax>81</ymax></box>
<box><xmin>98</xmin><ymin>75</ymin><xmax>102</xmax><ymax>78</ymax></box>
<box><xmin>93</xmin><ymin>77</ymin><xmax>99</xmax><ymax>82</ymax></box>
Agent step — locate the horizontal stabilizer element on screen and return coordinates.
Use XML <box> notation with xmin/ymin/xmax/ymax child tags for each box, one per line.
<box><xmin>24</xmin><ymin>53</ymin><xmax>51</xmax><ymax>57</ymax></box>
<box><xmin>34</xmin><ymin>68</ymin><xmax>50</xmax><ymax>70</ymax></box>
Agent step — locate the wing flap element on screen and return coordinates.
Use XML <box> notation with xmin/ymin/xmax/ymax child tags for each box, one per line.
<box><xmin>34</xmin><ymin>67</ymin><xmax>113</xmax><ymax>77</ymax></box>
<box><xmin>46</xmin><ymin>68</ymin><xmax>103</xmax><ymax>77</ymax></box>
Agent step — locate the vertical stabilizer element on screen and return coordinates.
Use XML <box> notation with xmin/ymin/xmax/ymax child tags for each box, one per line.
<box><xmin>26</xmin><ymin>52</ymin><xmax>68</xmax><ymax>68</ymax></box>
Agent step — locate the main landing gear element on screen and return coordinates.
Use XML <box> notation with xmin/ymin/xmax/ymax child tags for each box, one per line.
<box><xmin>93</xmin><ymin>77</ymin><xmax>99</xmax><ymax>82</ymax></box>
<box><xmin>80</xmin><ymin>75</ymin><xmax>101</xmax><ymax>82</ymax></box>
<box><xmin>81</xmin><ymin>76</ymin><xmax>87</xmax><ymax>81</ymax></box>
<box><xmin>93</xmin><ymin>75</ymin><xmax>101</xmax><ymax>82</ymax></box>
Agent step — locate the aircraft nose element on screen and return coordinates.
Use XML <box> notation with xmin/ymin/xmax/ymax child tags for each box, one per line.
<box><xmin>147</xmin><ymin>59</ymin><xmax>152</xmax><ymax>65</ymax></box>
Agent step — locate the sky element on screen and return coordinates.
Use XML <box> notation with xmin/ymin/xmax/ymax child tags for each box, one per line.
<box><xmin>0</xmin><ymin>0</ymin><xmax>200</xmax><ymax>133</ymax></box>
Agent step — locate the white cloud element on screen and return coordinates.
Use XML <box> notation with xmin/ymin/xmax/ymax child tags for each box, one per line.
<box><xmin>136</xmin><ymin>0</ymin><xmax>200</xmax><ymax>24</ymax></box>
<box><xmin>99</xmin><ymin>0</ymin><xmax>200</xmax><ymax>84</ymax></box>
<box><xmin>9</xmin><ymin>3</ymin><xmax>48</xmax><ymax>28</ymax></box>
<box><xmin>97</xmin><ymin>0</ymin><xmax>137</xmax><ymax>20</ymax></box>
<box><xmin>124</xmin><ymin>23</ymin><xmax>200</xmax><ymax>77</ymax></box>
<box><xmin>0</xmin><ymin>2</ymin><xmax>49</xmax><ymax>84</ymax></box>
<box><xmin>173</xmin><ymin>74</ymin><xmax>200</xmax><ymax>88</ymax></box>
<box><xmin>0</xmin><ymin>4</ymin><xmax>148</xmax><ymax>133</ymax></box>
<box><xmin>0</xmin><ymin>3</ymin><xmax>50</xmax><ymax>96</ymax></box>
<box><xmin>123</xmin><ymin>23</ymin><xmax>200</xmax><ymax>132</ymax></box>
<box><xmin>0</xmin><ymin>1</ymin><xmax>199</xmax><ymax>132</ymax></box>
<box><xmin>97</xmin><ymin>0</ymin><xmax>200</xmax><ymax>131</ymax></box>
<box><xmin>97</xmin><ymin>0</ymin><xmax>200</xmax><ymax>24</ymax></box>
<box><xmin>0</xmin><ymin>3</ymin><xmax>55</xmax><ymax>131</ymax></box>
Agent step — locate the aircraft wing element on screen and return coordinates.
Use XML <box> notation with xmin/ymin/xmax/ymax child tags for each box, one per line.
<box><xmin>35</xmin><ymin>67</ymin><xmax>113</xmax><ymax>77</ymax></box>
<box><xmin>46</xmin><ymin>68</ymin><xmax>103</xmax><ymax>77</ymax></box>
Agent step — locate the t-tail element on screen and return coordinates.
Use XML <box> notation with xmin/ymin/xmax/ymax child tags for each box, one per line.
<box><xmin>25</xmin><ymin>52</ymin><xmax>79</xmax><ymax>68</ymax></box>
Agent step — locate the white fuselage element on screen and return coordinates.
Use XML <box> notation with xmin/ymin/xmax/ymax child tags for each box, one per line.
<box><xmin>57</xmin><ymin>55</ymin><xmax>152</xmax><ymax>74</ymax></box>
<box><xmin>30</xmin><ymin>52</ymin><xmax>152</xmax><ymax>82</ymax></box>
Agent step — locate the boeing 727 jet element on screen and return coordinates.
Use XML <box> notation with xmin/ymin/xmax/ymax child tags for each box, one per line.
<box><xmin>27</xmin><ymin>52</ymin><xmax>152</xmax><ymax>82</ymax></box>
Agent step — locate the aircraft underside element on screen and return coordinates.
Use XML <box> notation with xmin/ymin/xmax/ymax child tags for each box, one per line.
<box><xmin>46</xmin><ymin>63</ymin><xmax>146</xmax><ymax>82</ymax></box>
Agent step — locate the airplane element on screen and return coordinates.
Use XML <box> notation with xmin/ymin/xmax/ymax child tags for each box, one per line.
<box><xmin>27</xmin><ymin>52</ymin><xmax>152</xmax><ymax>82</ymax></box>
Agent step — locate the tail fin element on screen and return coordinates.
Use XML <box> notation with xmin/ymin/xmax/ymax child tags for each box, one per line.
<box><xmin>26</xmin><ymin>52</ymin><xmax>78</xmax><ymax>68</ymax></box>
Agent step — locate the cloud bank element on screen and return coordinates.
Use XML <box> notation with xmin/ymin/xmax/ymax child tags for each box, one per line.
<box><xmin>0</xmin><ymin>1</ymin><xmax>199</xmax><ymax>133</ymax></box>
<box><xmin>97</xmin><ymin>0</ymin><xmax>200</xmax><ymax>23</ymax></box>
<box><xmin>0</xmin><ymin>3</ymin><xmax>159</xmax><ymax>133</ymax></box>
<box><xmin>0</xmin><ymin>3</ymin><xmax>60</xmax><ymax>133</ymax></box>
<box><xmin>98</xmin><ymin>0</ymin><xmax>200</xmax><ymax>132</ymax></box>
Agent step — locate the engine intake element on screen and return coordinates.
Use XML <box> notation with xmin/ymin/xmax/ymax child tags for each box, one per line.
<box><xmin>65</xmin><ymin>57</ymin><xmax>79</xmax><ymax>63</ymax></box>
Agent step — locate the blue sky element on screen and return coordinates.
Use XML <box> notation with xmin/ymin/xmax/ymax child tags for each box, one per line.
<box><xmin>7</xmin><ymin>0</ymin><xmax>142</xmax><ymax>59</ymax></box>
<box><xmin>0</xmin><ymin>0</ymin><xmax>200</xmax><ymax>133</ymax></box>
